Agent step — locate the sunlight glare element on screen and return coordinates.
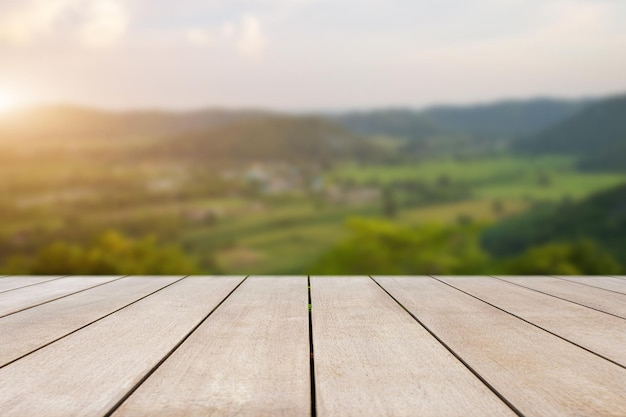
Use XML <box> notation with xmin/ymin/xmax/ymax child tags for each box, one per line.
<box><xmin>0</xmin><ymin>92</ymin><xmax>14</xmax><ymax>114</ymax></box>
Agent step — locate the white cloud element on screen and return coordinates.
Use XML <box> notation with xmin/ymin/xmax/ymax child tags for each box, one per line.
<box><xmin>0</xmin><ymin>0</ymin><xmax>128</xmax><ymax>48</ymax></box>
<box><xmin>184</xmin><ymin>14</ymin><xmax>268</xmax><ymax>58</ymax></box>
<box><xmin>417</xmin><ymin>0</ymin><xmax>620</xmax><ymax>63</ymax></box>
<box><xmin>0</xmin><ymin>0</ymin><xmax>76</xmax><ymax>45</ymax></box>
<box><xmin>78</xmin><ymin>0</ymin><xmax>129</xmax><ymax>48</ymax></box>
<box><xmin>185</xmin><ymin>29</ymin><xmax>212</xmax><ymax>46</ymax></box>
<box><xmin>236</xmin><ymin>15</ymin><xmax>267</xmax><ymax>58</ymax></box>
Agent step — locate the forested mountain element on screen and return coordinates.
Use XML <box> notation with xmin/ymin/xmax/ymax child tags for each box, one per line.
<box><xmin>424</xmin><ymin>98</ymin><xmax>590</xmax><ymax>139</ymax></box>
<box><xmin>516</xmin><ymin>94</ymin><xmax>626</xmax><ymax>171</ymax></box>
<box><xmin>148</xmin><ymin>116</ymin><xmax>386</xmax><ymax>167</ymax></box>
<box><xmin>332</xmin><ymin>98</ymin><xmax>590</xmax><ymax>141</ymax></box>
<box><xmin>0</xmin><ymin>105</ymin><xmax>267</xmax><ymax>142</ymax></box>
<box><xmin>1</xmin><ymin>96</ymin><xmax>598</xmax><ymax>147</ymax></box>
<box><xmin>481</xmin><ymin>183</ymin><xmax>626</xmax><ymax>265</ymax></box>
<box><xmin>332</xmin><ymin>110</ymin><xmax>442</xmax><ymax>140</ymax></box>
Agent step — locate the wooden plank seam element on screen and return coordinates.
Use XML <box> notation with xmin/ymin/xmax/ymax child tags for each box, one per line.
<box><xmin>490</xmin><ymin>276</ymin><xmax>626</xmax><ymax>320</ymax></box>
<box><xmin>550</xmin><ymin>276</ymin><xmax>626</xmax><ymax>296</ymax></box>
<box><xmin>0</xmin><ymin>276</ymin><xmax>187</xmax><ymax>371</ymax></box>
<box><xmin>0</xmin><ymin>276</ymin><xmax>126</xmax><ymax>319</ymax></box>
<box><xmin>0</xmin><ymin>276</ymin><xmax>66</xmax><ymax>295</ymax></box>
<box><xmin>101</xmin><ymin>276</ymin><xmax>249</xmax><ymax>417</ymax></box>
<box><xmin>369</xmin><ymin>276</ymin><xmax>525</xmax><ymax>417</ymax></box>
<box><xmin>308</xmin><ymin>276</ymin><xmax>317</xmax><ymax>417</ymax></box>
<box><xmin>431</xmin><ymin>276</ymin><xmax>626</xmax><ymax>371</ymax></box>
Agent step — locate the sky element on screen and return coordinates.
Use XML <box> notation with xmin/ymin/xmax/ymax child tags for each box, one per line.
<box><xmin>0</xmin><ymin>0</ymin><xmax>625</xmax><ymax>111</ymax></box>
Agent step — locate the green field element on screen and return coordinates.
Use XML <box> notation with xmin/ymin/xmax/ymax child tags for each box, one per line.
<box><xmin>3</xmin><ymin>150</ymin><xmax>626</xmax><ymax>275</ymax></box>
<box><xmin>194</xmin><ymin>156</ymin><xmax>626</xmax><ymax>273</ymax></box>
<box><xmin>330</xmin><ymin>155</ymin><xmax>575</xmax><ymax>184</ymax></box>
<box><xmin>330</xmin><ymin>156</ymin><xmax>626</xmax><ymax>202</ymax></box>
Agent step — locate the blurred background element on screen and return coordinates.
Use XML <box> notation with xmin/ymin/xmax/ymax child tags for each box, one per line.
<box><xmin>1</xmin><ymin>0</ymin><xmax>626</xmax><ymax>275</ymax></box>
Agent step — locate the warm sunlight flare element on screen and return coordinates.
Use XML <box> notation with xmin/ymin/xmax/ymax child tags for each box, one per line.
<box><xmin>0</xmin><ymin>93</ymin><xmax>14</xmax><ymax>114</ymax></box>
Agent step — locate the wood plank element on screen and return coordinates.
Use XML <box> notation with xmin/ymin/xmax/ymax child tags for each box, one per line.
<box><xmin>496</xmin><ymin>276</ymin><xmax>626</xmax><ymax>318</ymax></box>
<box><xmin>555</xmin><ymin>276</ymin><xmax>626</xmax><ymax>295</ymax></box>
<box><xmin>375</xmin><ymin>276</ymin><xmax>626</xmax><ymax>417</ymax></box>
<box><xmin>0</xmin><ymin>276</ymin><xmax>181</xmax><ymax>368</ymax></box>
<box><xmin>112</xmin><ymin>276</ymin><xmax>310</xmax><ymax>417</ymax></box>
<box><xmin>0</xmin><ymin>276</ymin><xmax>244</xmax><ymax>417</ymax></box>
<box><xmin>437</xmin><ymin>276</ymin><xmax>626</xmax><ymax>367</ymax></box>
<box><xmin>0</xmin><ymin>276</ymin><xmax>122</xmax><ymax>317</ymax></box>
<box><xmin>0</xmin><ymin>276</ymin><xmax>62</xmax><ymax>293</ymax></box>
<box><xmin>310</xmin><ymin>276</ymin><xmax>517</xmax><ymax>417</ymax></box>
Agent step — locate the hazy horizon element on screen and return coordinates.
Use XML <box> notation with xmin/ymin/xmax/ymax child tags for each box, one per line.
<box><xmin>1</xmin><ymin>0</ymin><xmax>626</xmax><ymax>111</ymax></box>
<box><xmin>2</xmin><ymin>91</ymin><xmax>618</xmax><ymax>115</ymax></box>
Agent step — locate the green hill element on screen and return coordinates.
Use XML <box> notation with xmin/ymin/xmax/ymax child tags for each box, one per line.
<box><xmin>149</xmin><ymin>115</ymin><xmax>385</xmax><ymax>167</ymax></box>
<box><xmin>332</xmin><ymin>98</ymin><xmax>589</xmax><ymax>142</ymax></box>
<box><xmin>481</xmin><ymin>183</ymin><xmax>626</xmax><ymax>265</ymax></box>
<box><xmin>332</xmin><ymin>109</ymin><xmax>442</xmax><ymax>140</ymax></box>
<box><xmin>425</xmin><ymin>98</ymin><xmax>589</xmax><ymax>139</ymax></box>
<box><xmin>515</xmin><ymin>94</ymin><xmax>626</xmax><ymax>171</ymax></box>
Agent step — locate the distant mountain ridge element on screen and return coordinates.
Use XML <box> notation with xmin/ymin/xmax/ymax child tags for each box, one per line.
<box><xmin>330</xmin><ymin>110</ymin><xmax>441</xmax><ymax>141</ymax></box>
<box><xmin>146</xmin><ymin>115</ymin><xmax>385</xmax><ymax>167</ymax></box>
<box><xmin>1</xmin><ymin>96</ymin><xmax>600</xmax><ymax>144</ymax></box>
<box><xmin>515</xmin><ymin>94</ymin><xmax>626</xmax><ymax>171</ymax></box>
<box><xmin>331</xmin><ymin>98</ymin><xmax>592</xmax><ymax>141</ymax></box>
<box><xmin>424</xmin><ymin>98</ymin><xmax>591</xmax><ymax>139</ymax></box>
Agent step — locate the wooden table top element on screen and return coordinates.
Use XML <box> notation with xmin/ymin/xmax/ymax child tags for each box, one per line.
<box><xmin>0</xmin><ymin>275</ymin><xmax>624</xmax><ymax>416</ymax></box>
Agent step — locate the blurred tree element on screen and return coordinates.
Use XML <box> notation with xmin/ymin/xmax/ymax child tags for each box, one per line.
<box><xmin>3</xmin><ymin>230</ymin><xmax>203</xmax><ymax>275</ymax></box>
<box><xmin>437</xmin><ymin>174</ymin><xmax>451</xmax><ymax>187</ymax></box>
<box><xmin>457</xmin><ymin>214</ymin><xmax>473</xmax><ymax>225</ymax></box>
<box><xmin>381</xmin><ymin>186</ymin><xmax>397</xmax><ymax>218</ymax></box>
<box><xmin>537</xmin><ymin>171</ymin><xmax>552</xmax><ymax>187</ymax></box>
<box><xmin>492</xmin><ymin>199</ymin><xmax>505</xmax><ymax>216</ymax></box>
<box><xmin>560</xmin><ymin>194</ymin><xmax>574</xmax><ymax>208</ymax></box>
<box><xmin>312</xmin><ymin>219</ymin><xmax>489</xmax><ymax>275</ymax></box>
<box><xmin>503</xmin><ymin>240</ymin><xmax>622</xmax><ymax>275</ymax></box>
<box><xmin>312</xmin><ymin>219</ymin><xmax>623</xmax><ymax>275</ymax></box>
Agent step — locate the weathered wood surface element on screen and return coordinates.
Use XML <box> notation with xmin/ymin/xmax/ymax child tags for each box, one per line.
<box><xmin>375</xmin><ymin>276</ymin><xmax>626</xmax><ymax>417</ymax></box>
<box><xmin>113</xmin><ymin>277</ymin><xmax>310</xmax><ymax>417</ymax></box>
<box><xmin>310</xmin><ymin>276</ymin><xmax>516</xmax><ymax>417</ymax></box>
<box><xmin>496</xmin><ymin>276</ymin><xmax>626</xmax><ymax>318</ymax></box>
<box><xmin>0</xmin><ymin>276</ymin><xmax>121</xmax><ymax>318</ymax></box>
<box><xmin>0</xmin><ymin>276</ymin><xmax>624</xmax><ymax>417</ymax></box>
<box><xmin>0</xmin><ymin>276</ymin><xmax>61</xmax><ymax>294</ymax></box>
<box><xmin>437</xmin><ymin>276</ymin><xmax>626</xmax><ymax>367</ymax></box>
<box><xmin>0</xmin><ymin>277</ymin><xmax>244</xmax><ymax>416</ymax></box>
<box><xmin>555</xmin><ymin>276</ymin><xmax>626</xmax><ymax>295</ymax></box>
<box><xmin>0</xmin><ymin>276</ymin><xmax>181</xmax><ymax>368</ymax></box>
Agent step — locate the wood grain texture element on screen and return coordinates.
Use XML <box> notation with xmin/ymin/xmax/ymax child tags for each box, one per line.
<box><xmin>375</xmin><ymin>276</ymin><xmax>626</xmax><ymax>417</ymax></box>
<box><xmin>555</xmin><ymin>276</ymin><xmax>626</xmax><ymax>295</ymax></box>
<box><xmin>437</xmin><ymin>276</ymin><xmax>626</xmax><ymax>367</ymax></box>
<box><xmin>0</xmin><ymin>276</ymin><xmax>62</xmax><ymax>293</ymax></box>
<box><xmin>310</xmin><ymin>276</ymin><xmax>517</xmax><ymax>417</ymax></box>
<box><xmin>495</xmin><ymin>276</ymin><xmax>626</xmax><ymax>318</ymax></box>
<box><xmin>0</xmin><ymin>276</ymin><xmax>181</xmax><ymax>368</ymax></box>
<box><xmin>0</xmin><ymin>276</ymin><xmax>121</xmax><ymax>317</ymax></box>
<box><xmin>113</xmin><ymin>276</ymin><xmax>310</xmax><ymax>417</ymax></box>
<box><xmin>0</xmin><ymin>276</ymin><xmax>244</xmax><ymax>417</ymax></box>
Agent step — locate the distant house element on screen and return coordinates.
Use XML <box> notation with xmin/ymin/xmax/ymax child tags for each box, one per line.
<box><xmin>243</xmin><ymin>163</ymin><xmax>305</xmax><ymax>195</ymax></box>
<box><xmin>326</xmin><ymin>185</ymin><xmax>381</xmax><ymax>204</ymax></box>
<box><xmin>181</xmin><ymin>207</ymin><xmax>221</xmax><ymax>224</ymax></box>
